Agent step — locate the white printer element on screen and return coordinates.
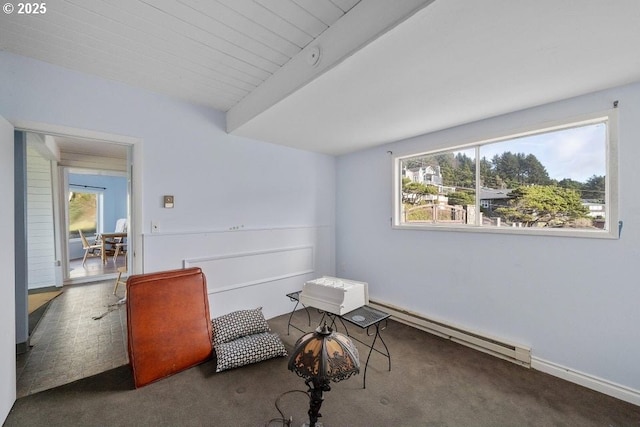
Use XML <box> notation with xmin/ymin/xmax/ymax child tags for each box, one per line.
<box><xmin>299</xmin><ymin>276</ymin><xmax>369</xmax><ymax>315</ymax></box>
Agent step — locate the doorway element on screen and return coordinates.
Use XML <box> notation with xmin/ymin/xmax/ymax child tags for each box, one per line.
<box><xmin>22</xmin><ymin>132</ymin><xmax>133</xmax><ymax>287</ymax></box>
<box><xmin>14</xmin><ymin>122</ymin><xmax>141</xmax><ymax>395</ymax></box>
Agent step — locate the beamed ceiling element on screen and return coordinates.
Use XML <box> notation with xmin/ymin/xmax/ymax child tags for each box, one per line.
<box><xmin>2</xmin><ymin>0</ymin><xmax>640</xmax><ymax>155</ymax></box>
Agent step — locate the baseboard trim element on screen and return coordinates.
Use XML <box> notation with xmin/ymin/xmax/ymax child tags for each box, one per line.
<box><xmin>532</xmin><ymin>357</ymin><xmax>640</xmax><ymax>407</ymax></box>
<box><xmin>369</xmin><ymin>299</ymin><xmax>530</xmax><ymax>367</ymax></box>
<box><xmin>16</xmin><ymin>339</ymin><xmax>29</xmax><ymax>355</ymax></box>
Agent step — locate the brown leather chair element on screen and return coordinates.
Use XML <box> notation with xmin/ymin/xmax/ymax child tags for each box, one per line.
<box><xmin>126</xmin><ymin>267</ymin><xmax>212</xmax><ymax>388</ymax></box>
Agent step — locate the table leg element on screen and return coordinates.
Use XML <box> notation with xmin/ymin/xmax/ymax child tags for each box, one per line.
<box><xmin>304</xmin><ymin>304</ymin><xmax>311</xmax><ymax>326</ymax></box>
<box><xmin>286</xmin><ymin>293</ymin><xmax>311</xmax><ymax>335</ymax></box>
<box><xmin>287</xmin><ymin>299</ymin><xmax>300</xmax><ymax>335</ymax></box>
<box><xmin>359</xmin><ymin>321</ymin><xmax>391</xmax><ymax>389</ymax></box>
<box><xmin>101</xmin><ymin>238</ymin><xmax>107</xmax><ymax>264</ymax></box>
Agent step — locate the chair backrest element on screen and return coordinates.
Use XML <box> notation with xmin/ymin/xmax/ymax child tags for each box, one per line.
<box><xmin>78</xmin><ymin>230</ymin><xmax>90</xmax><ymax>249</ymax></box>
<box><xmin>114</xmin><ymin>218</ymin><xmax>127</xmax><ymax>233</ymax></box>
<box><xmin>126</xmin><ymin>267</ymin><xmax>212</xmax><ymax>388</ymax></box>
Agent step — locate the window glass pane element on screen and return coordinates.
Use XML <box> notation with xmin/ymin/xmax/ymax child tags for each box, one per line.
<box><xmin>395</xmin><ymin>116</ymin><xmax>612</xmax><ymax>236</ymax></box>
<box><xmin>479</xmin><ymin>123</ymin><xmax>606</xmax><ymax>230</ymax></box>
<box><xmin>400</xmin><ymin>148</ymin><xmax>476</xmax><ymax>225</ymax></box>
<box><xmin>68</xmin><ymin>191</ymin><xmax>97</xmax><ymax>239</ymax></box>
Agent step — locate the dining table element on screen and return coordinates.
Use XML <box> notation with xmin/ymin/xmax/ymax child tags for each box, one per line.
<box><xmin>99</xmin><ymin>232</ymin><xmax>127</xmax><ymax>263</ymax></box>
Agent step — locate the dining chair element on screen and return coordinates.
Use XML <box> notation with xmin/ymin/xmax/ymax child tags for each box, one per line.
<box><xmin>113</xmin><ymin>264</ymin><xmax>128</xmax><ymax>296</ymax></box>
<box><xmin>106</xmin><ymin>218</ymin><xmax>127</xmax><ymax>260</ymax></box>
<box><xmin>79</xmin><ymin>230</ymin><xmax>102</xmax><ymax>266</ymax></box>
<box><xmin>113</xmin><ymin>241</ymin><xmax>127</xmax><ymax>262</ymax></box>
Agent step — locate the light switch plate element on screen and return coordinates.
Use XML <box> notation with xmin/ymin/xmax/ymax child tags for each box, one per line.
<box><xmin>163</xmin><ymin>195</ymin><xmax>174</xmax><ymax>208</ymax></box>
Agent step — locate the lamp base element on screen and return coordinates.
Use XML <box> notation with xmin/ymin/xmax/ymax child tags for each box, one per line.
<box><xmin>301</xmin><ymin>423</ymin><xmax>324</xmax><ymax>427</ymax></box>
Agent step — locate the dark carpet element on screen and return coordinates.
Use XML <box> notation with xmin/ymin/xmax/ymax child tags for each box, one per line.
<box><xmin>6</xmin><ymin>310</ymin><xmax>640</xmax><ymax>426</ymax></box>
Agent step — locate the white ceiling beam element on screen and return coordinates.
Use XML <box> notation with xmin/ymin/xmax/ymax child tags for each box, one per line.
<box><xmin>226</xmin><ymin>0</ymin><xmax>435</xmax><ymax>134</ymax></box>
<box><xmin>27</xmin><ymin>134</ymin><xmax>62</xmax><ymax>162</ymax></box>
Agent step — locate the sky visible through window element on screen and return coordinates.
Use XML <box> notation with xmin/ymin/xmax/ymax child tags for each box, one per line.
<box><xmin>475</xmin><ymin>123</ymin><xmax>606</xmax><ymax>183</ymax></box>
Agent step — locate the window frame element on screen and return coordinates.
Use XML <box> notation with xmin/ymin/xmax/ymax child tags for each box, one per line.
<box><xmin>392</xmin><ymin>109</ymin><xmax>619</xmax><ymax>239</ymax></box>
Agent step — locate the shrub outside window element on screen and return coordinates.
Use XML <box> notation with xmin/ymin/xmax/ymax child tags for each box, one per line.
<box><xmin>393</xmin><ymin>111</ymin><xmax>618</xmax><ymax>238</ymax></box>
<box><xmin>68</xmin><ymin>190</ymin><xmax>103</xmax><ymax>240</ymax></box>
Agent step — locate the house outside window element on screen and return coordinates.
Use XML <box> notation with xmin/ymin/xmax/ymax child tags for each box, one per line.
<box><xmin>393</xmin><ymin>111</ymin><xmax>618</xmax><ymax>238</ymax></box>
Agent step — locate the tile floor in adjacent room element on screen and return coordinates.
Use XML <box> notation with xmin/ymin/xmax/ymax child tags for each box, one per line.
<box><xmin>16</xmin><ymin>279</ymin><xmax>129</xmax><ymax>398</ymax></box>
<box><xmin>69</xmin><ymin>254</ymin><xmax>125</xmax><ymax>281</ymax></box>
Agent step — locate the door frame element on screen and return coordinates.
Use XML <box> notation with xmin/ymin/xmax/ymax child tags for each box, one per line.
<box><xmin>12</xmin><ymin>120</ymin><xmax>143</xmax><ymax>277</ymax></box>
<box><xmin>0</xmin><ymin>114</ymin><xmax>16</xmax><ymax>424</ymax></box>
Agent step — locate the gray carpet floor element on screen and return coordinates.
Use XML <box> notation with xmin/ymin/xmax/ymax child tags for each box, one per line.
<box><xmin>5</xmin><ymin>309</ymin><xmax>640</xmax><ymax>426</ymax></box>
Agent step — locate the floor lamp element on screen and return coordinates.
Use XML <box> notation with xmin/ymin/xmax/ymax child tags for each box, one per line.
<box><xmin>288</xmin><ymin>323</ymin><xmax>360</xmax><ymax>427</ymax></box>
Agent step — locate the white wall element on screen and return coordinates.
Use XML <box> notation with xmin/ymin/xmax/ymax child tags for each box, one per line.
<box><xmin>336</xmin><ymin>82</ymin><xmax>640</xmax><ymax>402</ymax></box>
<box><xmin>0</xmin><ymin>51</ymin><xmax>335</xmax><ymax>313</ymax></box>
<box><xmin>26</xmin><ymin>145</ymin><xmax>56</xmax><ymax>290</ymax></box>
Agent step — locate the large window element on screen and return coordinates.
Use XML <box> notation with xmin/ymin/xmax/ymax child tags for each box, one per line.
<box><xmin>68</xmin><ymin>190</ymin><xmax>103</xmax><ymax>239</ymax></box>
<box><xmin>393</xmin><ymin>112</ymin><xmax>618</xmax><ymax>238</ymax></box>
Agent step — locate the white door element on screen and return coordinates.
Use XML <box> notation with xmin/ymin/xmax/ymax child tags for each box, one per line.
<box><xmin>0</xmin><ymin>115</ymin><xmax>16</xmax><ymax>422</ymax></box>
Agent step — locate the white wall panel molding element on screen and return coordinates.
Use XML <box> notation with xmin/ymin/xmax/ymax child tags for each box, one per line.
<box><xmin>143</xmin><ymin>226</ymin><xmax>334</xmax><ymax>319</ymax></box>
<box><xmin>184</xmin><ymin>245</ymin><xmax>314</xmax><ymax>294</ymax></box>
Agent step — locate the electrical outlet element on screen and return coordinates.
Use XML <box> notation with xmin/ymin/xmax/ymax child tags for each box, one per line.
<box><xmin>151</xmin><ymin>220</ymin><xmax>160</xmax><ymax>233</ymax></box>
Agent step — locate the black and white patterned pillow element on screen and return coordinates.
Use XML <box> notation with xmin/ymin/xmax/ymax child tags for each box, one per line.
<box><xmin>214</xmin><ymin>332</ymin><xmax>287</xmax><ymax>372</ymax></box>
<box><xmin>211</xmin><ymin>307</ymin><xmax>271</xmax><ymax>346</ymax></box>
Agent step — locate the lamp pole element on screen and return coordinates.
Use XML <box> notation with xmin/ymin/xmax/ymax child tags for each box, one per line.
<box><xmin>306</xmin><ymin>378</ymin><xmax>331</xmax><ymax>427</ymax></box>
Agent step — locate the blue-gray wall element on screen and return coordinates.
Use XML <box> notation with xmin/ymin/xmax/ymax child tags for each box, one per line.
<box><xmin>14</xmin><ymin>131</ymin><xmax>28</xmax><ymax>352</ymax></box>
<box><xmin>336</xmin><ymin>81</ymin><xmax>640</xmax><ymax>401</ymax></box>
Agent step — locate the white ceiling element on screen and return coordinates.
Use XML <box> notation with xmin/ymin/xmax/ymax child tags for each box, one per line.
<box><xmin>3</xmin><ymin>0</ymin><xmax>640</xmax><ymax>156</ymax></box>
<box><xmin>54</xmin><ymin>135</ymin><xmax>129</xmax><ymax>159</ymax></box>
<box><xmin>1</xmin><ymin>0</ymin><xmax>362</xmax><ymax>111</ymax></box>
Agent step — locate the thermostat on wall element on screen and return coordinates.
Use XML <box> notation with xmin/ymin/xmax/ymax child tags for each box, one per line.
<box><xmin>163</xmin><ymin>195</ymin><xmax>174</xmax><ymax>208</ymax></box>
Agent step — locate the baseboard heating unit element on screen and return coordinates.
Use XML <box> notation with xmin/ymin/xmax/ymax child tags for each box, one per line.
<box><xmin>369</xmin><ymin>300</ymin><xmax>531</xmax><ymax>367</ymax></box>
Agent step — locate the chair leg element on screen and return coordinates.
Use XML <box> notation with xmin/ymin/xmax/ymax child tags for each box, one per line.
<box><xmin>114</xmin><ymin>271</ymin><xmax>122</xmax><ymax>295</ymax></box>
<box><xmin>82</xmin><ymin>250</ymin><xmax>89</xmax><ymax>266</ymax></box>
